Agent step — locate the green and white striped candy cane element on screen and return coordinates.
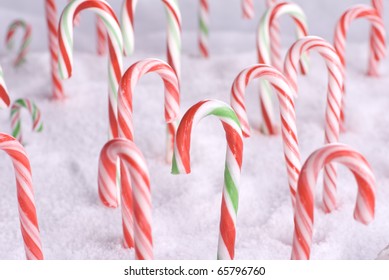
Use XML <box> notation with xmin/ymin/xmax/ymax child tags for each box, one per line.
<box><xmin>172</xmin><ymin>99</ymin><xmax>244</xmax><ymax>260</ymax></box>
<box><xmin>5</xmin><ymin>19</ymin><xmax>32</xmax><ymax>67</ymax></box>
<box><xmin>10</xmin><ymin>98</ymin><xmax>43</xmax><ymax>143</ymax></box>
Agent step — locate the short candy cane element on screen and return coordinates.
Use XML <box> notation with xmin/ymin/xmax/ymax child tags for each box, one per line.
<box><xmin>10</xmin><ymin>99</ymin><xmax>43</xmax><ymax>144</ymax></box>
<box><xmin>0</xmin><ymin>133</ymin><xmax>44</xmax><ymax>260</ymax></box>
<box><xmin>284</xmin><ymin>36</ymin><xmax>344</xmax><ymax>213</ymax></box>
<box><xmin>0</xmin><ymin>66</ymin><xmax>11</xmax><ymax>109</ymax></box>
<box><xmin>257</xmin><ymin>2</ymin><xmax>309</xmax><ymax>135</ymax></box>
<box><xmin>292</xmin><ymin>143</ymin><xmax>376</xmax><ymax>260</ymax></box>
<box><xmin>369</xmin><ymin>0</ymin><xmax>384</xmax><ymax>76</ymax></box>
<box><xmin>121</xmin><ymin>0</ymin><xmax>182</xmax><ymax>80</ymax></box>
<box><xmin>199</xmin><ymin>0</ymin><xmax>209</xmax><ymax>58</ymax></box>
<box><xmin>230</xmin><ymin>64</ymin><xmax>300</xmax><ymax>207</ymax></box>
<box><xmin>5</xmin><ymin>19</ymin><xmax>32</xmax><ymax>67</ymax></box>
<box><xmin>172</xmin><ymin>99</ymin><xmax>244</xmax><ymax>260</ymax></box>
<box><xmin>98</xmin><ymin>138</ymin><xmax>152</xmax><ymax>259</ymax></box>
<box><xmin>45</xmin><ymin>0</ymin><xmax>64</xmax><ymax>99</ymax></box>
<box><xmin>58</xmin><ymin>0</ymin><xmax>124</xmax><ymax>139</ymax></box>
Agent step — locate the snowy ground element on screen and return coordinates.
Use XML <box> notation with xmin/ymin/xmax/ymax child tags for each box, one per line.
<box><xmin>0</xmin><ymin>30</ymin><xmax>388</xmax><ymax>259</ymax></box>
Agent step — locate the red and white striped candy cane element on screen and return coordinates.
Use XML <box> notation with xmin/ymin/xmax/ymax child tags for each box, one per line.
<box><xmin>58</xmin><ymin>0</ymin><xmax>124</xmax><ymax>139</ymax></box>
<box><xmin>199</xmin><ymin>0</ymin><xmax>209</xmax><ymax>58</ymax></box>
<box><xmin>334</xmin><ymin>5</ymin><xmax>386</xmax><ymax>128</ymax></box>
<box><xmin>334</xmin><ymin>4</ymin><xmax>386</xmax><ymax>77</ymax></box>
<box><xmin>257</xmin><ymin>2</ymin><xmax>309</xmax><ymax>135</ymax></box>
<box><xmin>369</xmin><ymin>0</ymin><xmax>384</xmax><ymax>76</ymax></box>
<box><xmin>172</xmin><ymin>99</ymin><xmax>243</xmax><ymax>260</ymax></box>
<box><xmin>5</xmin><ymin>19</ymin><xmax>32</xmax><ymax>67</ymax></box>
<box><xmin>97</xmin><ymin>16</ymin><xmax>107</xmax><ymax>55</ymax></box>
<box><xmin>284</xmin><ymin>36</ymin><xmax>344</xmax><ymax>213</ymax></box>
<box><xmin>266</xmin><ymin>0</ymin><xmax>281</xmax><ymax>71</ymax></box>
<box><xmin>0</xmin><ymin>66</ymin><xmax>11</xmax><ymax>109</ymax></box>
<box><xmin>292</xmin><ymin>143</ymin><xmax>376</xmax><ymax>260</ymax></box>
<box><xmin>121</xmin><ymin>0</ymin><xmax>182</xmax><ymax>80</ymax></box>
<box><xmin>242</xmin><ymin>0</ymin><xmax>254</xmax><ymax>19</ymax></box>
<box><xmin>0</xmin><ymin>133</ymin><xmax>44</xmax><ymax>260</ymax></box>
<box><xmin>45</xmin><ymin>0</ymin><xmax>64</xmax><ymax>99</ymax></box>
<box><xmin>98</xmin><ymin>138</ymin><xmax>152</xmax><ymax>259</ymax></box>
<box><xmin>230</xmin><ymin>64</ymin><xmax>300</xmax><ymax>207</ymax></box>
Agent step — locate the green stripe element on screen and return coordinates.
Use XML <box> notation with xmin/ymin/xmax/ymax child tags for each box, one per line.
<box><xmin>12</xmin><ymin>121</ymin><xmax>21</xmax><ymax>138</ymax></box>
<box><xmin>171</xmin><ymin>154</ymin><xmax>179</xmax><ymax>174</ymax></box>
<box><xmin>199</xmin><ymin>18</ymin><xmax>209</xmax><ymax>36</ymax></box>
<box><xmin>209</xmin><ymin>107</ymin><xmax>241</xmax><ymax>129</ymax></box>
<box><xmin>224</xmin><ymin>165</ymin><xmax>239</xmax><ymax>214</ymax></box>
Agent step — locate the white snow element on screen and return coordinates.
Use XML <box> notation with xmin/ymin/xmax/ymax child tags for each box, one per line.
<box><xmin>0</xmin><ymin>0</ymin><xmax>388</xmax><ymax>260</ymax></box>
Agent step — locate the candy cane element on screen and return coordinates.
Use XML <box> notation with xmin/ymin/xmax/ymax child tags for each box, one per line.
<box><xmin>0</xmin><ymin>133</ymin><xmax>44</xmax><ymax>260</ymax></box>
<box><xmin>172</xmin><ymin>99</ymin><xmax>243</xmax><ymax>260</ymax></box>
<box><xmin>369</xmin><ymin>0</ymin><xmax>384</xmax><ymax>76</ymax></box>
<box><xmin>334</xmin><ymin>4</ymin><xmax>386</xmax><ymax>77</ymax></box>
<box><xmin>284</xmin><ymin>36</ymin><xmax>344</xmax><ymax>213</ymax></box>
<box><xmin>242</xmin><ymin>0</ymin><xmax>254</xmax><ymax>19</ymax></box>
<box><xmin>199</xmin><ymin>0</ymin><xmax>209</xmax><ymax>58</ymax></box>
<box><xmin>58</xmin><ymin>0</ymin><xmax>124</xmax><ymax>139</ymax></box>
<box><xmin>266</xmin><ymin>0</ymin><xmax>281</xmax><ymax>71</ymax></box>
<box><xmin>257</xmin><ymin>2</ymin><xmax>309</xmax><ymax>135</ymax></box>
<box><xmin>97</xmin><ymin>17</ymin><xmax>107</xmax><ymax>55</ymax></box>
<box><xmin>292</xmin><ymin>143</ymin><xmax>376</xmax><ymax>260</ymax></box>
<box><xmin>10</xmin><ymin>99</ymin><xmax>43</xmax><ymax>144</ymax></box>
<box><xmin>45</xmin><ymin>0</ymin><xmax>64</xmax><ymax>99</ymax></box>
<box><xmin>5</xmin><ymin>19</ymin><xmax>32</xmax><ymax>67</ymax></box>
<box><xmin>121</xmin><ymin>0</ymin><xmax>182</xmax><ymax>80</ymax></box>
<box><xmin>0</xmin><ymin>66</ymin><xmax>11</xmax><ymax>109</ymax></box>
<box><xmin>230</xmin><ymin>64</ymin><xmax>300</xmax><ymax>207</ymax></box>
<box><xmin>98</xmin><ymin>138</ymin><xmax>152</xmax><ymax>259</ymax></box>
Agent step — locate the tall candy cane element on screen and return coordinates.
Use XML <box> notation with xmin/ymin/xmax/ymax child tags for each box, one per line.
<box><xmin>242</xmin><ymin>0</ymin><xmax>254</xmax><ymax>19</ymax></box>
<box><xmin>292</xmin><ymin>144</ymin><xmax>376</xmax><ymax>260</ymax></box>
<box><xmin>230</xmin><ymin>64</ymin><xmax>300</xmax><ymax>207</ymax></box>
<box><xmin>97</xmin><ymin>17</ymin><xmax>107</xmax><ymax>55</ymax></box>
<box><xmin>0</xmin><ymin>133</ymin><xmax>44</xmax><ymax>260</ymax></box>
<box><xmin>45</xmin><ymin>0</ymin><xmax>64</xmax><ymax>99</ymax></box>
<box><xmin>334</xmin><ymin>5</ymin><xmax>386</xmax><ymax>77</ymax></box>
<box><xmin>257</xmin><ymin>2</ymin><xmax>309</xmax><ymax>135</ymax></box>
<box><xmin>121</xmin><ymin>0</ymin><xmax>182</xmax><ymax>80</ymax></box>
<box><xmin>98</xmin><ymin>139</ymin><xmax>152</xmax><ymax>259</ymax></box>
<box><xmin>199</xmin><ymin>0</ymin><xmax>209</xmax><ymax>58</ymax></box>
<box><xmin>172</xmin><ymin>99</ymin><xmax>243</xmax><ymax>260</ymax></box>
<box><xmin>369</xmin><ymin>0</ymin><xmax>384</xmax><ymax>76</ymax></box>
<box><xmin>10</xmin><ymin>99</ymin><xmax>43</xmax><ymax>144</ymax></box>
<box><xmin>284</xmin><ymin>36</ymin><xmax>344</xmax><ymax>213</ymax></box>
<box><xmin>58</xmin><ymin>0</ymin><xmax>124</xmax><ymax>139</ymax></box>
<box><xmin>0</xmin><ymin>66</ymin><xmax>11</xmax><ymax>109</ymax></box>
<box><xmin>5</xmin><ymin>20</ymin><xmax>32</xmax><ymax>67</ymax></box>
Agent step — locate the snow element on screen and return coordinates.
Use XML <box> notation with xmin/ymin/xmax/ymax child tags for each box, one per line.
<box><xmin>0</xmin><ymin>0</ymin><xmax>388</xmax><ymax>260</ymax></box>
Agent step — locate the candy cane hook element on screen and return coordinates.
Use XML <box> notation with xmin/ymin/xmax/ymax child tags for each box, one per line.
<box><xmin>292</xmin><ymin>143</ymin><xmax>376</xmax><ymax>260</ymax></box>
<box><xmin>172</xmin><ymin>99</ymin><xmax>244</xmax><ymax>260</ymax></box>
<box><xmin>5</xmin><ymin>19</ymin><xmax>32</xmax><ymax>67</ymax></box>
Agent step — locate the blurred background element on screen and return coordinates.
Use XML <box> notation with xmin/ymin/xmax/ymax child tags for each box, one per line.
<box><xmin>0</xmin><ymin>0</ymin><xmax>387</xmax><ymax>53</ymax></box>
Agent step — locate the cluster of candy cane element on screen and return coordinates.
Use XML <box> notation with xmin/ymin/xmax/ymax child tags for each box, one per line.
<box><xmin>120</xmin><ymin>0</ymin><xmax>182</xmax><ymax>80</ymax></box>
<box><xmin>284</xmin><ymin>36</ymin><xmax>344</xmax><ymax>213</ymax></box>
<box><xmin>10</xmin><ymin>99</ymin><xmax>43</xmax><ymax>144</ymax></box>
<box><xmin>292</xmin><ymin>144</ymin><xmax>376</xmax><ymax>260</ymax></box>
<box><xmin>257</xmin><ymin>2</ymin><xmax>309</xmax><ymax>135</ymax></box>
<box><xmin>58</xmin><ymin>0</ymin><xmax>124</xmax><ymax>138</ymax></box>
<box><xmin>98</xmin><ymin>138</ymin><xmax>152</xmax><ymax>259</ymax></box>
<box><xmin>172</xmin><ymin>99</ymin><xmax>243</xmax><ymax>260</ymax></box>
<box><xmin>198</xmin><ymin>0</ymin><xmax>209</xmax><ymax>58</ymax></box>
<box><xmin>230</xmin><ymin>64</ymin><xmax>300</xmax><ymax>206</ymax></box>
<box><xmin>369</xmin><ymin>0</ymin><xmax>384</xmax><ymax>76</ymax></box>
<box><xmin>45</xmin><ymin>0</ymin><xmax>64</xmax><ymax>99</ymax></box>
<box><xmin>0</xmin><ymin>133</ymin><xmax>44</xmax><ymax>260</ymax></box>
<box><xmin>5</xmin><ymin>19</ymin><xmax>32</xmax><ymax>67</ymax></box>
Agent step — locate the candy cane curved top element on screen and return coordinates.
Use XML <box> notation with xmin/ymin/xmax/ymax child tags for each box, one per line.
<box><xmin>292</xmin><ymin>143</ymin><xmax>375</xmax><ymax>260</ymax></box>
<box><xmin>58</xmin><ymin>0</ymin><xmax>124</xmax><ymax>138</ymax></box>
<box><xmin>98</xmin><ymin>138</ymin><xmax>152</xmax><ymax>259</ymax></box>
<box><xmin>172</xmin><ymin>99</ymin><xmax>243</xmax><ymax>260</ymax></box>
<box><xmin>334</xmin><ymin>4</ymin><xmax>386</xmax><ymax>76</ymax></box>
<box><xmin>257</xmin><ymin>2</ymin><xmax>309</xmax><ymax>72</ymax></box>
<box><xmin>5</xmin><ymin>19</ymin><xmax>32</xmax><ymax>67</ymax></box>
<box><xmin>117</xmin><ymin>58</ymin><xmax>180</xmax><ymax>141</ymax></box>
<box><xmin>230</xmin><ymin>64</ymin><xmax>300</xmax><ymax>205</ymax></box>
<box><xmin>0</xmin><ymin>66</ymin><xmax>11</xmax><ymax>109</ymax></box>
<box><xmin>0</xmin><ymin>133</ymin><xmax>43</xmax><ymax>260</ymax></box>
<box><xmin>121</xmin><ymin>0</ymin><xmax>181</xmax><ymax>79</ymax></box>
